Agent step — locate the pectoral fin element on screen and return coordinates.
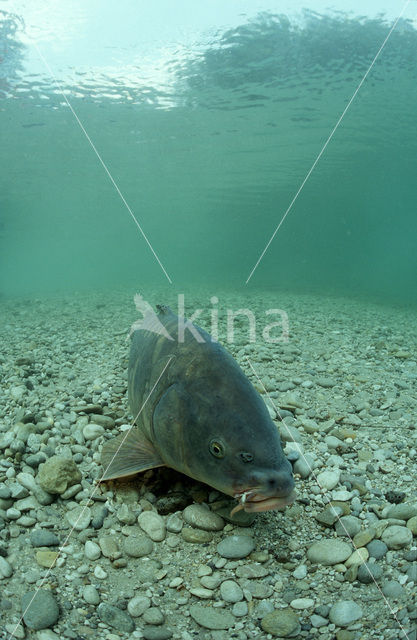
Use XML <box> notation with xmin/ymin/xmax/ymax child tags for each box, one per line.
<box><xmin>100</xmin><ymin>427</ymin><xmax>165</xmax><ymax>480</ymax></box>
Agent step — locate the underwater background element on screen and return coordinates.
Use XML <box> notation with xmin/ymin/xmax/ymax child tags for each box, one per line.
<box><xmin>0</xmin><ymin>0</ymin><xmax>416</xmax><ymax>305</ymax></box>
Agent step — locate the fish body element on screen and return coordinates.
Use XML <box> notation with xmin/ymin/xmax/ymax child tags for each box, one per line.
<box><xmin>101</xmin><ymin>303</ymin><xmax>295</xmax><ymax>513</ymax></box>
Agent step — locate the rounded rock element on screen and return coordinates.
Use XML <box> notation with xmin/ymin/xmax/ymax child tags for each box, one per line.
<box><xmin>357</xmin><ymin>563</ymin><xmax>383</xmax><ymax>584</ymax></box>
<box><xmin>189</xmin><ymin>604</ymin><xmax>235</xmax><ymax>630</ymax></box>
<box><xmin>124</xmin><ymin>534</ymin><xmax>154</xmax><ymax>558</ymax></box>
<box><xmin>220</xmin><ymin>580</ymin><xmax>243</xmax><ymax>603</ymax></box>
<box><xmin>37</xmin><ymin>456</ymin><xmax>81</xmax><ymax>494</ymax></box>
<box><xmin>128</xmin><ymin>595</ymin><xmax>151</xmax><ymax>617</ymax></box>
<box><xmin>317</xmin><ymin>470</ymin><xmax>340</xmax><ymax>491</ymax></box>
<box><xmin>382</xmin><ymin>580</ymin><xmax>405</xmax><ymax>598</ymax></box>
<box><xmin>82</xmin><ymin>423</ymin><xmax>105</xmax><ymax>440</ymax></box>
<box><xmin>83</xmin><ymin>585</ymin><xmax>100</xmax><ymax>605</ymax></box>
<box><xmin>66</xmin><ymin>505</ymin><xmax>92</xmax><ymax>531</ymax></box>
<box><xmin>183</xmin><ymin>504</ymin><xmax>224</xmax><ymax>531</ymax></box>
<box><xmin>21</xmin><ymin>590</ymin><xmax>59</xmax><ymax>630</ymax></box>
<box><xmin>84</xmin><ymin>540</ymin><xmax>101</xmax><ymax>560</ymax></box>
<box><xmin>261</xmin><ymin>608</ymin><xmax>300</xmax><ymax>637</ymax></box>
<box><xmin>307</xmin><ymin>539</ymin><xmax>352</xmax><ymax>565</ymax></box>
<box><xmin>366</xmin><ymin>540</ymin><xmax>388</xmax><ymax>559</ymax></box>
<box><xmin>329</xmin><ymin>600</ymin><xmax>363</xmax><ymax>627</ymax></box>
<box><xmin>143</xmin><ymin>607</ymin><xmax>164</xmax><ymax>625</ymax></box>
<box><xmin>30</xmin><ymin>530</ymin><xmax>60</xmax><ymax>547</ymax></box>
<box><xmin>217</xmin><ymin>535</ymin><xmax>255</xmax><ymax>559</ymax></box>
<box><xmin>407</xmin><ymin>515</ymin><xmax>417</xmax><ymax>535</ymax></box>
<box><xmin>142</xmin><ymin>627</ymin><xmax>172</xmax><ymax>640</ymax></box>
<box><xmin>138</xmin><ymin>511</ymin><xmax>166</xmax><ymax>542</ymax></box>
<box><xmin>97</xmin><ymin>603</ymin><xmax>135</xmax><ymax>632</ymax></box>
<box><xmin>290</xmin><ymin>598</ymin><xmax>314</xmax><ymax>610</ymax></box>
<box><xmin>381</xmin><ymin>525</ymin><xmax>413</xmax><ymax>549</ymax></box>
<box><xmin>181</xmin><ymin>527</ymin><xmax>213</xmax><ymax>544</ymax></box>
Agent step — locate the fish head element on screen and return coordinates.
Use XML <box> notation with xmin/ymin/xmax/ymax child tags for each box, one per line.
<box><xmin>153</xmin><ymin>381</ymin><xmax>295</xmax><ymax>513</ymax></box>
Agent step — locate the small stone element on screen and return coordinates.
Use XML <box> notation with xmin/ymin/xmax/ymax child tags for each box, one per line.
<box><xmin>5</xmin><ymin>623</ymin><xmax>25</xmax><ymax>639</ymax></box>
<box><xmin>335</xmin><ymin>516</ymin><xmax>361</xmax><ymax>537</ymax></box>
<box><xmin>366</xmin><ymin>540</ymin><xmax>388</xmax><ymax>559</ymax></box>
<box><xmin>166</xmin><ymin>513</ymin><xmax>183</xmax><ymax>533</ymax></box>
<box><xmin>97</xmin><ymin>603</ymin><xmax>135</xmax><ymax>632</ymax></box>
<box><xmin>217</xmin><ymin>535</ymin><xmax>255</xmax><ymax>559</ymax></box>
<box><xmin>381</xmin><ymin>580</ymin><xmax>405</xmax><ymax>598</ymax></box>
<box><xmin>36</xmin><ymin>551</ymin><xmax>59</xmax><ymax>568</ymax></box>
<box><xmin>189</xmin><ymin>587</ymin><xmax>214</xmax><ymax>599</ymax></box>
<box><xmin>190</xmin><ymin>604</ymin><xmax>235</xmax><ymax>630</ymax></box>
<box><xmin>124</xmin><ymin>534</ymin><xmax>154</xmax><ymax>557</ymax></box>
<box><xmin>352</xmin><ymin>527</ymin><xmax>376</xmax><ymax>548</ymax></box>
<box><xmin>66</xmin><ymin>505</ymin><xmax>92</xmax><ymax>531</ymax></box>
<box><xmin>98</xmin><ymin>535</ymin><xmax>119</xmax><ymax>559</ymax></box>
<box><xmin>311</xmin><ymin>614</ymin><xmax>328</xmax><ymax>628</ymax></box>
<box><xmin>116</xmin><ymin>503</ymin><xmax>137</xmax><ymax>525</ymax></box>
<box><xmin>214</xmin><ymin>505</ymin><xmax>256</xmax><ymax>527</ymax></box>
<box><xmin>138</xmin><ymin>511</ymin><xmax>166</xmax><ymax>542</ymax></box>
<box><xmin>317</xmin><ymin>377</ymin><xmax>336</xmax><ymax>388</ymax></box>
<box><xmin>0</xmin><ymin>556</ymin><xmax>13</xmax><ymax>578</ymax></box>
<box><xmin>183</xmin><ymin>504</ymin><xmax>224</xmax><ymax>531</ymax></box>
<box><xmin>143</xmin><ymin>607</ymin><xmax>164</xmax><ymax>625</ymax></box>
<box><xmin>384</xmin><ymin>503</ymin><xmax>417</xmax><ymax>520</ymax></box>
<box><xmin>220</xmin><ymin>580</ymin><xmax>243</xmax><ymax>603</ymax></box>
<box><xmin>357</xmin><ymin>563</ymin><xmax>383</xmax><ymax>583</ymax></box>
<box><xmin>290</xmin><ymin>598</ymin><xmax>314</xmax><ymax>610</ymax></box>
<box><xmin>181</xmin><ymin>527</ymin><xmax>213</xmax><ymax>543</ymax></box>
<box><xmin>293</xmin><ymin>564</ymin><xmax>308</xmax><ymax>580</ymax></box>
<box><xmin>315</xmin><ymin>505</ymin><xmax>343</xmax><ymax>528</ymax></box>
<box><xmin>345</xmin><ymin>548</ymin><xmax>369</xmax><ymax>567</ymax></box>
<box><xmin>235</xmin><ymin>563</ymin><xmax>269</xmax><ymax>579</ymax></box>
<box><xmin>82</xmin><ymin>423</ymin><xmax>105</xmax><ymax>440</ymax></box>
<box><xmin>261</xmin><ymin>608</ymin><xmax>300</xmax><ymax>637</ymax></box>
<box><xmin>329</xmin><ymin>600</ymin><xmax>363</xmax><ymax>627</ymax></box>
<box><xmin>83</xmin><ymin>585</ymin><xmax>100</xmax><ymax>605</ymax></box>
<box><xmin>128</xmin><ymin>595</ymin><xmax>151</xmax><ymax>617</ymax></box>
<box><xmin>317</xmin><ymin>470</ymin><xmax>340</xmax><ymax>490</ymax></box>
<box><xmin>293</xmin><ymin>453</ymin><xmax>316</xmax><ymax>478</ymax></box>
<box><xmin>84</xmin><ymin>540</ymin><xmax>101</xmax><ymax>560</ymax></box>
<box><xmin>406</xmin><ymin>516</ymin><xmax>417</xmax><ymax>535</ymax></box>
<box><xmin>307</xmin><ymin>539</ymin><xmax>352</xmax><ymax>565</ymax></box>
<box><xmin>381</xmin><ymin>525</ymin><xmax>413</xmax><ymax>549</ymax></box>
<box><xmin>232</xmin><ymin>601</ymin><xmax>248</xmax><ymax>617</ymax></box>
<box><xmin>94</xmin><ymin>565</ymin><xmax>107</xmax><ymax>580</ymax></box>
<box><xmin>200</xmin><ymin>573</ymin><xmax>222</xmax><ymax>589</ymax></box>
<box><xmin>30</xmin><ymin>530</ymin><xmax>60</xmax><ymax>547</ymax></box>
<box><xmin>21</xmin><ymin>590</ymin><xmax>59</xmax><ymax>630</ymax></box>
<box><xmin>37</xmin><ymin>456</ymin><xmax>81</xmax><ymax>494</ymax></box>
<box><xmin>142</xmin><ymin>627</ymin><xmax>172</xmax><ymax>640</ymax></box>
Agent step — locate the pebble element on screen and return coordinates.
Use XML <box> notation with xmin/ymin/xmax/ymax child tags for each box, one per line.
<box><xmin>97</xmin><ymin>603</ymin><xmax>135</xmax><ymax>632</ymax></box>
<box><xmin>236</xmin><ymin>563</ymin><xmax>269</xmax><ymax>579</ymax></box>
<box><xmin>21</xmin><ymin>590</ymin><xmax>59</xmax><ymax>630</ymax></box>
<box><xmin>116</xmin><ymin>503</ymin><xmax>137</xmax><ymax>525</ymax></box>
<box><xmin>30</xmin><ymin>530</ymin><xmax>60</xmax><ymax>547</ymax></box>
<box><xmin>36</xmin><ymin>550</ymin><xmax>59</xmax><ymax>568</ymax></box>
<box><xmin>182</xmin><ymin>527</ymin><xmax>213</xmax><ymax>543</ymax></box>
<box><xmin>82</xmin><ymin>423</ymin><xmax>105</xmax><ymax>440</ymax></box>
<box><xmin>381</xmin><ymin>525</ymin><xmax>413</xmax><ymax>549</ymax></box>
<box><xmin>66</xmin><ymin>505</ymin><xmax>92</xmax><ymax>530</ymax></box>
<box><xmin>220</xmin><ymin>579</ymin><xmax>243</xmax><ymax>603</ymax></box>
<box><xmin>407</xmin><ymin>516</ymin><xmax>417</xmax><ymax>535</ymax></box>
<box><xmin>232</xmin><ymin>601</ymin><xmax>249</xmax><ymax>617</ymax></box>
<box><xmin>166</xmin><ymin>512</ymin><xmax>183</xmax><ymax>533</ymax></box>
<box><xmin>345</xmin><ymin>548</ymin><xmax>369</xmax><ymax>567</ymax></box>
<box><xmin>142</xmin><ymin>627</ymin><xmax>172</xmax><ymax>640</ymax></box>
<box><xmin>124</xmin><ymin>534</ymin><xmax>154</xmax><ymax>557</ymax></box>
<box><xmin>335</xmin><ymin>516</ymin><xmax>361</xmax><ymax>537</ymax></box>
<box><xmin>384</xmin><ymin>503</ymin><xmax>417</xmax><ymax>520</ymax></box>
<box><xmin>189</xmin><ymin>604</ymin><xmax>235</xmax><ymax>630</ymax></box>
<box><xmin>329</xmin><ymin>600</ymin><xmax>363</xmax><ymax>627</ymax></box>
<box><xmin>98</xmin><ymin>535</ymin><xmax>119</xmax><ymax>559</ymax></box>
<box><xmin>317</xmin><ymin>469</ymin><xmax>340</xmax><ymax>490</ymax></box>
<box><xmin>293</xmin><ymin>564</ymin><xmax>308</xmax><ymax>579</ymax></box>
<box><xmin>293</xmin><ymin>452</ymin><xmax>316</xmax><ymax>478</ymax></box>
<box><xmin>138</xmin><ymin>511</ymin><xmax>166</xmax><ymax>541</ymax></box>
<box><xmin>128</xmin><ymin>595</ymin><xmax>151</xmax><ymax>617</ymax></box>
<box><xmin>83</xmin><ymin>584</ymin><xmax>100</xmax><ymax>605</ymax></box>
<box><xmin>183</xmin><ymin>504</ymin><xmax>225</xmax><ymax>531</ymax></box>
<box><xmin>16</xmin><ymin>472</ymin><xmax>54</xmax><ymax>505</ymax></box>
<box><xmin>217</xmin><ymin>535</ymin><xmax>255</xmax><ymax>559</ymax></box>
<box><xmin>357</xmin><ymin>562</ymin><xmax>383</xmax><ymax>583</ymax></box>
<box><xmin>84</xmin><ymin>540</ymin><xmax>101</xmax><ymax>560</ymax></box>
<box><xmin>261</xmin><ymin>608</ymin><xmax>300</xmax><ymax>637</ymax></box>
<box><xmin>311</xmin><ymin>614</ymin><xmax>328</xmax><ymax>628</ymax></box>
<box><xmin>94</xmin><ymin>565</ymin><xmax>108</xmax><ymax>580</ymax></box>
<box><xmin>352</xmin><ymin>527</ymin><xmax>375</xmax><ymax>548</ymax></box>
<box><xmin>366</xmin><ymin>539</ymin><xmax>388</xmax><ymax>559</ymax></box>
<box><xmin>381</xmin><ymin>580</ymin><xmax>405</xmax><ymax>598</ymax></box>
<box><xmin>37</xmin><ymin>456</ymin><xmax>81</xmax><ymax>494</ymax></box>
<box><xmin>5</xmin><ymin>623</ymin><xmax>25</xmax><ymax>639</ymax></box>
<box><xmin>0</xmin><ymin>556</ymin><xmax>13</xmax><ymax>578</ymax></box>
<box><xmin>307</xmin><ymin>539</ymin><xmax>352</xmax><ymax>565</ymax></box>
<box><xmin>143</xmin><ymin>607</ymin><xmax>164</xmax><ymax>624</ymax></box>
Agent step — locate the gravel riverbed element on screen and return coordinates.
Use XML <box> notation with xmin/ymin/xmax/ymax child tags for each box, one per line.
<box><xmin>0</xmin><ymin>288</ymin><xmax>416</xmax><ymax>640</ymax></box>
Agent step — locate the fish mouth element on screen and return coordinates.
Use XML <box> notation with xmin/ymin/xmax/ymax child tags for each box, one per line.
<box><xmin>231</xmin><ymin>488</ymin><xmax>296</xmax><ymax>516</ymax></box>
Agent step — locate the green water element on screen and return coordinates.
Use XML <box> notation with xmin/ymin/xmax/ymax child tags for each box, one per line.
<box><xmin>1</xmin><ymin>2</ymin><xmax>417</xmax><ymax>304</ymax></box>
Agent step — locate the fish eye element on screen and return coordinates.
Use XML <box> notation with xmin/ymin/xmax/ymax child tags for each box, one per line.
<box><xmin>209</xmin><ymin>439</ymin><xmax>225</xmax><ymax>458</ymax></box>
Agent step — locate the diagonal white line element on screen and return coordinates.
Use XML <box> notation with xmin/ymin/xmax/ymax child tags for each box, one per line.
<box><xmin>29</xmin><ymin>41</ymin><xmax>172</xmax><ymax>284</ymax></box>
<box><xmin>8</xmin><ymin>355</ymin><xmax>173</xmax><ymax>640</ymax></box>
<box><xmin>246</xmin><ymin>357</ymin><xmax>412</xmax><ymax>640</ymax></box>
<box><xmin>245</xmin><ymin>0</ymin><xmax>411</xmax><ymax>285</ymax></box>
